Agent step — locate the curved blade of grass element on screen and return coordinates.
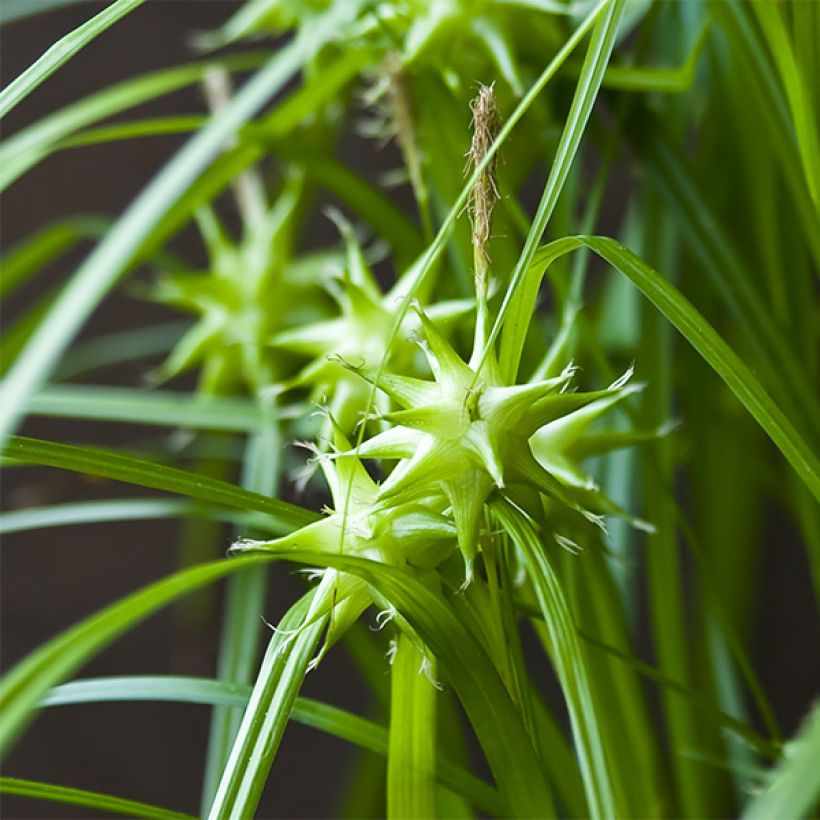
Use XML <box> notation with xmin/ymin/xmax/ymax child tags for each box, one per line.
<box><xmin>54</xmin><ymin>322</ymin><xmax>188</xmax><ymax>379</ymax></box>
<box><xmin>0</xmin><ymin>3</ymin><xmax>363</xmax><ymax>449</ymax></box>
<box><xmin>41</xmin><ymin>676</ymin><xmax>502</xmax><ymax>816</ymax></box>
<box><xmin>581</xmin><ymin>236</ymin><xmax>820</xmax><ymax>501</ymax></box>
<box><xmin>750</xmin><ymin>2</ymin><xmax>820</xmax><ymax>212</ymax></box>
<box><xmin>25</xmin><ymin>385</ymin><xmax>273</xmax><ymax>433</ymax></box>
<box><xmin>2</xmin><ymin>435</ymin><xmax>318</xmax><ymax>530</ymax></box>
<box><xmin>0</xmin><ymin>53</ymin><xmax>266</xmax><ymax>192</ymax></box>
<box><xmin>0</xmin><ymin>216</ymin><xmax>107</xmax><ymax>299</ymax></box>
<box><xmin>633</xmin><ymin>123</ymin><xmax>820</xmax><ymax>442</ymax></box>
<box><xmin>499</xmin><ymin>237</ymin><xmax>820</xmax><ymax>502</ymax></box>
<box><xmin>0</xmin><ymin>0</ymin><xmax>146</xmax><ymax>120</ymax></box>
<box><xmin>57</xmin><ymin>115</ymin><xmax>208</xmax><ymax>149</ymax></box>
<box><xmin>198</xmin><ymin>0</ymin><xmax>286</xmax><ymax>49</ymax></box>
<box><xmin>388</xmin><ymin>632</ymin><xmax>436</xmax><ymax>820</ymax></box>
<box><xmin>201</xmin><ymin>421</ymin><xmax>282</xmax><ymax>811</ymax></box>
<box><xmin>710</xmin><ymin>3</ymin><xmax>820</xmax><ymax>274</ymax></box>
<box><xmin>0</xmin><ymin>498</ymin><xmax>208</xmax><ymax>534</ymax></box>
<box><xmin>598</xmin><ymin>18</ymin><xmax>709</xmax><ymax>93</ymax></box>
<box><xmin>576</xmin><ymin>631</ymin><xmax>779</xmax><ymax>759</ymax></box>
<box><xmin>0</xmin><ymin>554</ymin><xmax>272</xmax><ymax>759</ymax></box>
<box><xmin>207</xmin><ymin>593</ymin><xmax>326</xmax><ymax>820</ymax></box>
<box><xmin>492</xmin><ymin>496</ymin><xmax>617</xmax><ymax>819</ymax></box>
<box><xmin>0</xmin><ymin>289</ymin><xmax>57</xmax><ymax>377</ymax></box>
<box><xmin>0</xmin><ymin>0</ymin><xmax>97</xmax><ymax>24</ymax></box>
<box><xmin>0</xmin><ymin>498</ymin><xmax>275</xmax><ymax>536</ymax></box>
<box><xmin>0</xmin><ymin>777</ymin><xmax>192</xmax><ymax>820</ymax></box>
<box><xmin>239</xmin><ymin>550</ymin><xmax>555</xmax><ymax>818</ymax></box>
<box><xmin>742</xmin><ymin>703</ymin><xmax>820</xmax><ymax>820</ymax></box>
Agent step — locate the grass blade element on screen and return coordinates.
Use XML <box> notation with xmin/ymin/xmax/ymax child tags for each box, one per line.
<box><xmin>0</xmin><ymin>0</ymin><xmax>97</xmax><ymax>24</ymax></box>
<box><xmin>388</xmin><ymin>632</ymin><xmax>437</xmax><ymax>820</ymax></box>
<box><xmin>54</xmin><ymin>322</ymin><xmax>187</xmax><ymax>379</ymax></box>
<box><xmin>41</xmin><ymin>676</ymin><xmax>503</xmax><ymax>816</ymax></box>
<box><xmin>498</xmin><ymin>237</ymin><xmax>820</xmax><ymax>502</ymax></box>
<box><xmin>0</xmin><ymin>777</ymin><xmax>193</xmax><ymax>820</ymax></box>
<box><xmin>0</xmin><ymin>555</ymin><xmax>272</xmax><ymax>759</ymax></box>
<box><xmin>0</xmin><ymin>53</ymin><xmax>265</xmax><ymax>192</ymax></box>
<box><xmin>0</xmin><ymin>498</ymin><xmax>238</xmax><ymax>535</ymax></box>
<box><xmin>492</xmin><ymin>497</ymin><xmax>617</xmax><ymax>819</ymax></box>
<box><xmin>0</xmin><ymin>0</ymin><xmax>146</xmax><ymax>119</ymax></box>
<box><xmin>206</xmin><ymin>593</ymin><xmax>326</xmax><ymax>820</ymax></box>
<box><xmin>3</xmin><ymin>435</ymin><xmax>317</xmax><ymax>530</ymax></box>
<box><xmin>750</xmin><ymin>2</ymin><xmax>820</xmax><ymax>212</ymax></box>
<box><xmin>0</xmin><ymin>216</ymin><xmax>107</xmax><ymax>298</ymax></box>
<box><xmin>579</xmin><ymin>236</ymin><xmax>820</xmax><ymax>502</ymax></box>
<box><xmin>201</xmin><ymin>424</ymin><xmax>282</xmax><ymax>810</ymax></box>
<box><xmin>25</xmin><ymin>385</ymin><xmax>274</xmax><ymax>433</ymax></box>
<box><xmin>742</xmin><ymin>704</ymin><xmax>820</xmax><ymax>820</ymax></box>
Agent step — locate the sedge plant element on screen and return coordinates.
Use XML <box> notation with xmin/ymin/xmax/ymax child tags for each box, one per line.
<box><xmin>1</xmin><ymin>1</ymin><xmax>819</xmax><ymax>818</ymax></box>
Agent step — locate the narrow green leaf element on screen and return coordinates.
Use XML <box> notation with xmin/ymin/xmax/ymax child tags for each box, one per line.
<box><xmin>579</xmin><ymin>236</ymin><xmax>820</xmax><ymax>502</ymax></box>
<box><xmin>0</xmin><ymin>53</ymin><xmax>266</xmax><ymax>192</ymax></box>
<box><xmin>41</xmin><ymin>676</ymin><xmax>503</xmax><ymax>816</ymax></box>
<box><xmin>632</xmin><ymin>122</ymin><xmax>820</xmax><ymax>441</ymax></box>
<box><xmin>207</xmin><ymin>593</ymin><xmax>326</xmax><ymax>820</ymax></box>
<box><xmin>750</xmin><ymin>2</ymin><xmax>820</xmax><ymax>213</ymax></box>
<box><xmin>0</xmin><ymin>777</ymin><xmax>192</xmax><ymax>820</ymax></box>
<box><xmin>201</xmin><ymin>423</ymin><xmax>282</xmax><ymax>810</ymax></box>
<box><xmin>499</xmin><ymin>237</ymin><xmax>820</xmax><ymax>502</ymax></box>
<box><xmin>2</xmin><ymin>435</ymin><xmax>317</xmax><ymax>530</ymax></box>
<box><xmin>0</xmin><ymin>216</ymin><xmax>107</xmax><ymax>299</ymax></box>
<box><xmin>0</xmin><ymin>0</ymin><xmax>146</xmax><ymax>119</ymax></box>
<box><xmin>0</xmin><ymin>0</ymin><xmax>96</xmax><ymax>24</ymax></box>
<box><xmin>54</xmin><ymin>322</ymin><xmax>187</xmax><ymax>379</ymax></box>
<box><xmin>25</xmin><ymin>385</ymin><xmax>273</xmax><ymax>433</ymax></box>
<box><xmin>742</xmin><ymin>704</ymin><xmax>820</xmax><ymax>820</ymax></box>
<box><xmin>58</xmin><ymin>115</ymin><xmax>208</xmax><ymax>149</ymax></box>
<box><xmin>388</xmin><ymin>632</ymin><xmax>437</xmax><ymax>820</ymax></box>
<box><xmin>0</xmin><ymin>498</ymin><xmax>232</xmax><ymax>535</ymax></box>
<box><xmin>0</xmin><ymin>555</ymin><xmax>272</xmax><ymax>759</ymax></box>
<box><xmin>597</xmin><ymin>18</ymin><xmax>709</xmax><ymax>93</ymax></box>
<box><xmin>492</xmin><ymin>497</ymin><xmax>617</xmax><ymax>819</ymax></box>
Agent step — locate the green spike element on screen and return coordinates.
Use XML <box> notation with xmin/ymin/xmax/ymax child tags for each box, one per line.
<box><xmin>442</xmin><ymin>471</ymin><xmax>493</xmax><ymax>582</ymax></box>
<box><xmin>412</xmin><ymin>304</ymin><xmax>474</xmax><ymax>386</ymax></box>
<box><xmin>463</xmin><ymin>422</ymin><xmax>506</xmax><ymax>488</ymax></box>
<box><xmin>350</xmin><ymin>366</ymin><xmax>441</xmax><ymax>410</ymax></box>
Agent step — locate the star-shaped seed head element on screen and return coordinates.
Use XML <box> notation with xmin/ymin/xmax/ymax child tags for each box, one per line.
<box><xmin>152</xmin><ymin>180</ymin><xmax>329</xmax><ymax>393</ymax></box>
<box><xmin>340</xmin><ymin>305</ymin><xmax>647</xmax><ymax>581</ymax></box>
<box><xmin>232</xmin><ymin>416</ymin><xmax>455</xmax><ymax>664</ymax></box>
<box><xmin>269</xmin><ymin>212</ymin><xmax>471</xmax><ymax>432</ymax></box>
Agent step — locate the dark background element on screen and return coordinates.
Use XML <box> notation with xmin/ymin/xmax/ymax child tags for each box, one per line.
<box><xmin>1</xmin><ymin>3</ymin><xmax>818</xmax><ymax>818</ymax></box>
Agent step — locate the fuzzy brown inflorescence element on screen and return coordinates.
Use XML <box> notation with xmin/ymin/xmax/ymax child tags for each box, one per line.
<box><xmin>467</xmin><ymin>83</ymin><xmax>501</xmax><ymax>282</ymax></box>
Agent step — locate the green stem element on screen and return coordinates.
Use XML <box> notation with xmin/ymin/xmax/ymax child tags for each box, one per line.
<box><xmin>388</xmin><ymin>632</ymin><xmax>438</xmax><ymax>820</ymax></box>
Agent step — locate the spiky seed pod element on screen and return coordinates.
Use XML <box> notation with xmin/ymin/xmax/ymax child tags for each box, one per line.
<box><xmin>232</xmin><ymin>417</ymin><xmax>455</xmax><ymax>665</ymax></box>
<box><xmin>339</xmin><ymin>305</ymin><xmax>646</xmax><ymax>582</ymax></box>
<box><xmin>269</xmin><ymin>212</ymin><xmax>472</xmax><ymax>433</ymax></box>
